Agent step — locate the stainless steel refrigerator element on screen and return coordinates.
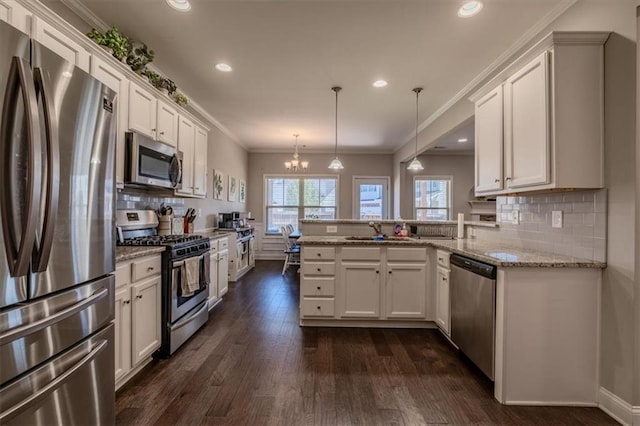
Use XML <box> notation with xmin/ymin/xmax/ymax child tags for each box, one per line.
<box><xmin>0</xmin><ymin>20</ymin><xmax>116</xmax><ymax>425</ymax></box>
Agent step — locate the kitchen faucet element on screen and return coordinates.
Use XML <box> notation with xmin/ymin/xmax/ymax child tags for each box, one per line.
<box><xmin>368</xmin><ymin>221</ymin><xmax>382</xmax><ymax>236</ymax></box>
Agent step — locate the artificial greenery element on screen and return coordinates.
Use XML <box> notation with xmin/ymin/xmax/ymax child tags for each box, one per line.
<box><xmin>142</xmin><ymin>70</ymin><xmax>161</xmax><ymax>87</ymax></box>
<box><xmin>126</xmin><ymin>42</ymin><xmax>155</xmax><ymax>74</ymax></box>
<box><xmin>160</xmin><ymin>77</ymin><xmax>177</xmax><ymax>95</ymax></box>
<box><xmin>173</xmin><ymin>93</ymin><xmax>188</xmax><ymax>107</ymax></box>
<box><xmin>87</xmin><ymin>27</ymin><xmax>130</xmax><ymax>61</ymax></box>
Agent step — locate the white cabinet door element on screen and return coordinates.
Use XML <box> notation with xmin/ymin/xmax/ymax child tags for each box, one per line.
<box><xmin>128</xmin><ymin>82</ymin><xmax>157</xmax><ymax>139</ymax></box>
<box><xmin>208</xmin><ymin>252</ymin><xmax>218</xmax><ymax>308</ymax></box>
<box><xmin>193</xmin><ymin>126</ymin><xmax>208</xmax><ymax>197</ymax></box>
<box><xmin>176</xmin><ymin>116</ymin><xmax>195</xmax><ymax>195</ymax></box>
<box><xmin>0</xmin><ymin>0</ymin><xmax>31</xmax><ymax>34</ymax></box>
<box><xmin>156</xmin><ymin>101</ymin><xmax>178</xmax><ymax>147</ymax></box>
<box><xmin>504</xmin><ymin>51</ymin><xmax>550</xmax><ymax>189</ymax></box>
<box><xmin>339</xmin><ymin>263</ymin><xmax>381</xmax><ymax>318</ymax></box>
<box><xmin>435</xmin><ymin>266</ymin><xmax>450</xmax><ymax>335</ymax></box>
<box><xmin>474</xmin><ymin>86</ymin><xmax>504</xmax><ymax>193</ymax></box>
<box><xmin>249</xmin><ymin>237</ymin><xmax>255</xmax><ymax>267</ymax></box>
<box><xmin>218</xmin><ymin>250</ymin><xmax>229</xmax><ymax>297</ymax></box>
<box><xmin>114</xmin><ymin>286</ymin><xmax>132</xmax><ymax>382</ymax></box>
<box><xmin>90</xmin><ymin>56</ymin><xmax>129</xmax><ymax>188</ymax></box>
<box><xmin>32</xmin><ymin>17</ymin><xmax>90</xmax><ymax>72</ymax></box>
<box><xmin>131</xmin><ymin>275</ymin><xmax>161</xmax><ymax>365</ymax></box>
<box><xmin>385</xmin><ymin>263</ymin><xmax>426</xmax><ymax>319</ymax></box>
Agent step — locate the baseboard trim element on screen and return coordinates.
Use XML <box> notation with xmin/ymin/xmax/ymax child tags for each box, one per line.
<box><xmin>598</xmin><ymin>387</ymin><xmax>634</xmax><ymax>426</ymax></box>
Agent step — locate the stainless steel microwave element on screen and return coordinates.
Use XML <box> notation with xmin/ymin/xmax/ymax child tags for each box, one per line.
<box><xmin>125</xmin><ymin>132</ymin><xmax>182</xmax><ymax>190</ymax></box>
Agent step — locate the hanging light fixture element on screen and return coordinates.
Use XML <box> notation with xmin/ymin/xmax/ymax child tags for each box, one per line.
<box><xmin>284</xmin><ymin>134</ymin><xmax>309</xmax><ymax>172</ymax></box>
<box><xmin>407</xmin><ymin>87</ymin><xmax>424</xmax><ymax>171</ymax></box>
<box><xmin>328</xmin><ymin>86</ymin><xmax>344</xmax><ymax>170</ymax></box>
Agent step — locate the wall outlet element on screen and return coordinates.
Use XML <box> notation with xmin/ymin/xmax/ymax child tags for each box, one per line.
<box><xmin>326</xmin><ymin>225</ymin><xmax>338</xmax><ymax>233</ymax></box>
<box><xmin>511</xmin><ymin>210</ymin><xmax>519</xmax><ymax>224</ymax></box>
<box><xmin>552</xmin><ymin>210</ymin><xmax>563</xmax><ymax>228</ymax></box>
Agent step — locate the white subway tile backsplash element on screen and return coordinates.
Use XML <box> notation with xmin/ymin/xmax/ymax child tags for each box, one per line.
<box><xmin>483</xmin><ymin>189</ymin><xmax>607</xmax><ymax>262</ymax></box>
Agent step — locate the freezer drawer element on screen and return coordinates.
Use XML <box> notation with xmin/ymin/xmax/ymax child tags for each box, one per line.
<box><xmin>0</xmin><ymin>275</ymin><xmax>114</xmax><ymax>385</ymax></box>
<box><xmin>0</xmin><ymin>323</ymin><xmax>114</xmax><ymax>425</ymax></box>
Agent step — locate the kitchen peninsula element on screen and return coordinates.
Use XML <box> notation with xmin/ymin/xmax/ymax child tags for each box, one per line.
<box><xmin>298</xmin><ymin>220</ymin><xmax>604</xmax><ymax>407</ymax></box>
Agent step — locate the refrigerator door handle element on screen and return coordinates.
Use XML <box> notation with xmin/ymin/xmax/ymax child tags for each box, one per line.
<box><xmin>32</xmin><ymin>68</ymin><xmax>59</xmax><ymax>273</ymax></box>
<box><xmin>0</xmin><ymin>339</ymin><xmax>108</xmax><ymax>423</ymax></box>
<box><xmin>0</xmin><ymin>56</ymin><xmax>42</xmax><ymax>277</ymax></box>
<box><xmin>0</xmin><ymin>287</ymin><xmax>108</xmax><ymax>346</ymax></box>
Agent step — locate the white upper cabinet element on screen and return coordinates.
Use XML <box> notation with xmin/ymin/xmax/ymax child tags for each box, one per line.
<box><xmin>156</xmin><ymin>101</ymin><xmax>179</xmax><ymax>147</ymax></box>
<box><xmin>504</xmin><ymin>52</ymin><xmax>550</xmax><ymax>189</ymax></box>
<box><xmin>128</xmin><ymin>82</ymin><xmax>158</xmax><ymax>139</ymax></box>
<box><xmin>0</xmin><ymin>0</ymin><xmax>31</xmax><ymax>34</ymax></box>
<box><xmin>90</xmin><ymin>56</ymin><xmax>129</xmax><ymax>188</ymax></box>
<box><xmin>193</xmin><ymin>126</ymin><xmax>208</xmax><ymax>197</ymax></box>
<box><xmin>32</xmin><ymin>17</ymin><xmax>90</xmax><ymax>72</ymax></box>
<box><xmin>176</xmin><ymin>116</ymin><xmax>195</xmax><ymax>195</ymax></box>
<box><xmin>474</xmin><ymin>86</ymin><xmax>504</xmax><ymax>193</ymax></box>
<box><xmin>471</xmin><ymin>32</ymin><xmax>608</xmax><ymax>196</ymax></box>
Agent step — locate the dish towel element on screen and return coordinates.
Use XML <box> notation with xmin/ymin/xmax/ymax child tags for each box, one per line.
<box><xmin>181</xmin><ymin>257</ymin><xmax>200</xmax><ymax>297</ymax></box>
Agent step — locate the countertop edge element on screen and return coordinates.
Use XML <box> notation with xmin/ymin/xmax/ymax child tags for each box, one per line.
<box><xmin>116</xmin><ymin>246</ymin><xmax>166</xmax><ymax>263</ymax></box>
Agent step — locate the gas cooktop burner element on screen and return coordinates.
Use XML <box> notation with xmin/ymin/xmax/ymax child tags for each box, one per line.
<box><xmin>118</xmin><ymin>234</ymin><xmax>204</xmax><ymax>246</ymax></box>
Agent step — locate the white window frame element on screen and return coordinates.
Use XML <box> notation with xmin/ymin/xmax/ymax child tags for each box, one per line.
<box><xmin>413</xmin><ymin>175</ymin><xmax>453</xmax><ymax>221</ymax></box>
<box><xmin>264</xmin><ymin>174</ymin><xmax>340</xmax><ymax>234</ymax></box>
<box><xmin>352</xmin><ymin>176</ymin><xmax>390</xmax><ymax>220</ymax></box>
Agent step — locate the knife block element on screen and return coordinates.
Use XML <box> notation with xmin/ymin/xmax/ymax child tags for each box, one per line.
<box><xmin>184</xmin><ymin>217</ymin><xmax>194</xmax><ymax>234</ymax></box>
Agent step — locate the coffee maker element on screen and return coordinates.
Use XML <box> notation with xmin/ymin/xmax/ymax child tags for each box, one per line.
<box><xmin>218</xmin><ymin>212</ymin><xmax>240</xmax><ymax>229</ymax></box>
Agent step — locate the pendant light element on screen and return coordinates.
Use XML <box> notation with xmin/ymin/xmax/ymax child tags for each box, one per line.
<box><xmin>407</xmin><ymin>87</ymin><xmax>424</xmax><ymax>171</ymax></box>
<box><xmin>328</xmin><ymin>86</ymin><xmax>344</xmax><ymax>170</ymax></box>
<box><xmin>285</xmin><ymin>134</ymin><xmax>309</xmax><ymax>172</ymax></box>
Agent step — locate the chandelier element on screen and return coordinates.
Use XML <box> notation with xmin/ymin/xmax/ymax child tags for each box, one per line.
<box><xmin>285</xmin><ymin>134</ymin><xmax>309</xmax><ymax>172</ymax></box>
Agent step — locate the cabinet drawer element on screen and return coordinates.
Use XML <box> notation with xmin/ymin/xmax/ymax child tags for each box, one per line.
<box><xmin>115</xmin><ymin>263</ymin><xmax>131</xmax><ymax>289</ymax></box>
<box><xmin>210</xmin><ymin>240</ymin><xmax>218</xmax><ymax>255</ymax></box>
<box><xmin>302</xmin><ymin>262</ymin><xmax>336</xmax><ymax>276</ymax></box>
<box><xmin>436</xmin><ymin>250</ymin><xmax>450</xmax><ymax>269</ymax></box>
<box><xmin>301</xmin><ymin>278</ymin><xmax>335</xmax><ymax>297</ymax></box>
<box><xmin>300</xmin><ymin>298</ymin><xmax>335</xmax><ymax>317</ymax></box>
<box><xmin>342</xmin><ymin>247</ymin><xmax>380</xmax><ymax>261</ymax></box>
<box><xmin>219</xmin><ymin>238</ymin><xmax>229</xmax><ymax>250</ymax></box>
<box><xmin>387</xmin><ymin>247</ymin><xmax>427</xmax><ymax>262</ymax></box>
<box><xmin>131</xmin><ymin>255</ymin><xmax>161</xmax><ymax>282</ymax></box>
<box><xmin>303</xmin><ymin>246</ymin><xmax>335</xmax><ymax>261</ymax></box>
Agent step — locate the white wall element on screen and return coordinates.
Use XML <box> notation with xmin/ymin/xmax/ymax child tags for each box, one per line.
<box><xmin>185</xmin><ymin>127</ymin><xmax>249</xmax><ymax>230</ymax></box>
<box><xmin>247</xmin><ymin>152</ymin><xmax>394</xmax><ymax>223</ymax></box>
<box><xmin>399</xmin><ymin>154</ymin><xmax>474</xmax><ymax>220</ymax></box>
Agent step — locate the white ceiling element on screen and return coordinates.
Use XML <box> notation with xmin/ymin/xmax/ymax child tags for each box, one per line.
<box><xmin>62</xmin><ymin>0</ymin><xmax>569</xmax><ymax>152</ymax></box>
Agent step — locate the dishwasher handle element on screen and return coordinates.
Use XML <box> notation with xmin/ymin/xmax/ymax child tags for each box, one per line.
<box><xmin>450</xmin><ymin>254</ymin><xmax>496</xmax><ymax>280</ymax></box>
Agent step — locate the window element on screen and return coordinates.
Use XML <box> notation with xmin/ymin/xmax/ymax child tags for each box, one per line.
<box><xmin>353</xmin><ymin>177</ymin><xmax>389</xmax><ymax>220</ymax></box>
<box><xmin>265</xmin><ymin>176</ymin><xmax>338</xmax><ymax>233</ymax></box>
<box><xmin>414</xmin><ymin>176</ymin><xmax>452</xmax><ymax>220</ymax></box>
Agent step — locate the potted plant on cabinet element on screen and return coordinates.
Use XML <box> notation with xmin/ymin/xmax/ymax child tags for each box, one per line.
<box><xmin>172</xmin><ymin>93</ymin><xmax>188</xmax><ymax>107</ymax></box>
<box><xmin>126</xmin><ymin>42</ymin><xmax>155</xmax><ymax>74</ymax></box>
<box><xmin>87</xmin><ymin>27</ymin><xmax>130</xmax><ymax>61</ymax></box>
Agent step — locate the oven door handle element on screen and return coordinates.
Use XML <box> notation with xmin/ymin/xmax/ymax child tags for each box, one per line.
<box><xmin>172</xmin><ymin>253</ymin><xmax>207</xmax><ymax>269</ymax></box>
<box><xmin>171</xmin><ymin>302</ymin><xmax>208</xmax><ymax>331</ymax></box>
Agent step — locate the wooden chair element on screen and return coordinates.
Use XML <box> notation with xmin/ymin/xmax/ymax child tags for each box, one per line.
<box><xmin>280</xmin><ymin>226</ymin><xmax>300</xmax><ymax>275</ymax></box>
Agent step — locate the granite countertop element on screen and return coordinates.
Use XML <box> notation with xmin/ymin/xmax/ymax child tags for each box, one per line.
<box><xmin>197</xmin><ymin>230</ymin><xmax>235</xmax><ymax>240</ymax></box>
<box><xmin>297</xmin><ymin>236</ymin><xmax>605</xmax><ymax>268</ymax></box>
<box><xmin>300</xmin><ymin>219</ymin><xmax>498</xmax><ymax>228</ymax></box>
<box><xmin>116</xmin><ymin>246</ymin><xmax>166</xmax><ymax>263</ymax></box>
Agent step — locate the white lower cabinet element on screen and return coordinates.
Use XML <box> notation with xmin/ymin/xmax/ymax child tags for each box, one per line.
<box><xmin>339</xmin><ymin>262</ymin><xmax>381</xmax><ymax>318</ymax></box>
<box><xmin>114</xmin><ymin>254</ymin><xmax>162</xmax><ymax>389</ymax></box>
<box><xmin>435</xmin><ymin>250</ymin><xmax>451</xmax><ymax>336</ymax></box>
<box><xmin>300</xmin><ymin>246</ymin><xmax>429</xmax><ymax>323</ymax></box>
<box><xmin>218</xmin><ymin>249</ymin><xmax>229</xmax><ymax>297</ymax></box>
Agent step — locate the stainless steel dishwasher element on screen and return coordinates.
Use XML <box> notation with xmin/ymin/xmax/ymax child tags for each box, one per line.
<box><xmin>450</xmin><ymin>254</ymin><xmax>497</xmax><ymax>380</ymax></box>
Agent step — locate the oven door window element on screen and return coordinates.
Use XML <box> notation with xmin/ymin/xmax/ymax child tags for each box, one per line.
<box><xmin>139</xmin><ymin>146</ymin><xmax>172</xmax><ymax>181</ymax></box>
<box><xmin>173</xmin><ymin>258</ymin><xmax>208</xmax><ymax>305</ymax></box>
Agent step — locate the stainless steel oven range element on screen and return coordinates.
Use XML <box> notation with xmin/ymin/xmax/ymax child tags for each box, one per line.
<box><xmin>116</xmin><ymin>210</ymin><xmax>210</xmax><ymax>357</ymax></box>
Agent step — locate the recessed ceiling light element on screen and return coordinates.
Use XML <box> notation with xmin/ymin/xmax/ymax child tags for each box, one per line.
<box><xmin>458</xmin><ymin>138</ymin><xmax>468</xmax><ymax>143</ymax></box>
<box><xmin>458</xmin><ymin>1</ymin><xmax>483</xmax><ymax>18</ymax></box>
<box><xmin>373</xmin><ymin>80</ymin><xmax>388</xmax><ymax>88</ymax></box>
<box><xmin>166</xmin><ymin>0</ymin><xmax>191</xmax><ymax>12</ymax></box>
<box><xmin>215</xmin><ymin>63</ymin><xmax>233</xmax><ymax>72</ymax></box>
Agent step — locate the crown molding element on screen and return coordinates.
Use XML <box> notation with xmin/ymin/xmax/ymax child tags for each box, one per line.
<box><xmin>394</xmin><ymin>0</ymin><xmax>578</xmax><ymax>153</ymax></box>
<box><xmin>59</xmin><ymin>0</ymin><xmax>108</xmax><ymax>30</ymax></box>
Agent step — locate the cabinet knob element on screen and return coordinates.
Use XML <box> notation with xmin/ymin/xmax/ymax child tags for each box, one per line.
<box><xmin>506</xmin><ymin>177</ymin><xmax>512</xmax><ymax>181</ymax></box>
<box><xmin>123</xmin><ymin>300</ymin><xmax>130</xmax><ymax>304</ymax></box>
<box><xmin>494</xmin><ymin>179</ymin><xmax>500</xmax><ymax>183</ymax></box>
<box><xmin>147</xmin><ymin>266</ymin><xmax>154</xmax><ymax>272</ymax></box>
<box><xmin>438</xmin><ymin>257</ymin><xmax>443</xmax><ymax>262</ymax></box>
<box><xmin>316</xmin><ymin>253</ymin><xmax>321</xmax><ymax>257</ymax></box>
<box><xmin>316</xmin><ymin>306</ymin><xmax>321</xmax><ymax>310</ymax></box>
<box><xmin>442</xmin><ymin>277</ymin><xmax>448</xmax><ymax>281</ymax></box>
<box><xmin>160</xmin><ymin>131</ymin><xmax>165</xmax><ymax>135</ymax></box>
<box><xmin>151</xmin><ymin>128</ymin><xmax>156</xmax><ymax>132</ymax></box>
<box><xmin>317</xmin><ymin>286</ymin><xmax>321</xmax><ymax>290</ymax></box>
<box><xmin>317</xmin><ymin>268</ymin><xmax>321</xmax><ymax>272</ymax></box>
<box><xmin>136</xmin><ymin>295</ymin><xmax>143</xmax><ymax>299</ymax></box>
<box><xmin>388</xmin><ymin>270</ymin><xmax>392</xmax><ymax>274</ymax></box>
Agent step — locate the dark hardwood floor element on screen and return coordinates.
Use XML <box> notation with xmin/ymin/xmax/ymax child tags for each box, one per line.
<box><xmin>116</xmin><ymin>260</ymin><xmax>617</xmax><ymax>425</ymax></box>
